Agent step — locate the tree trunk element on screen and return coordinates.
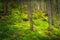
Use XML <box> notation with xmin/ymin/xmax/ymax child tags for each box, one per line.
<box><xmin>4</xmin><ymin>0</ymin><xmax>8</xmax><ymax>15</ymax></box>
<box><xmin>27</xmin><ymin>1</ymin><xmax>34</xmax><ymax>31</ymax></box>
<box><xmin>56</xmin><ymin>0</ymin><xmax>60</xmax><ymax>28</ymax></box>
<box><xmin>46</xmin><ymin>0</ymin><xmax>52</xmax><ymax>31</ymax></box>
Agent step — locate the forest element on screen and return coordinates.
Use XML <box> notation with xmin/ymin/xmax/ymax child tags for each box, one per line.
<box><xmin>0</xmin><ymin>0</ymin><xmax>60</xmax><ymax>40</ymax></box>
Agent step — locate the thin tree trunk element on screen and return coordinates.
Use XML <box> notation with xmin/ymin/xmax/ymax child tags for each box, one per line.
<box><xmin>46</xmin><ymin>0</ymin><xmax>52</xmax><ymax>31</ymax></box>
<box><xmin>40</xmin><ymin>0</ymin><xmax>42</xmax><ymax>10</ymax></box>
<box><xmin>56</xmin><ymin>0</ymin><xmax>60</xmax><ymax>28</ymax></box>
<box><xmin>27</xmin><ymin>1</ymin><xmax>34</xmax><ymax>31</ymax></box>
<box><xmin>4</xmin><ymin>0</ymin><xmax>8</xmax><ymax>15</ymax></box>
<box><xmin>39</xmin><ymin>0</ymin><xmax>44</xmax><ymax>11</ymax></box>
<box><xmin>44</xmin><ymin>0</ymin><xmax>46</xmax><ymax>13</ymax></box>
<box><xmin>35</xmin><ymin>1</ymin><xmax>40</xmax><ymax>10</ymax></box>
<box><xmin>58</xmin><ymin>0</ymin><xmax>60</xmax><ymax>27</ymax></box>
